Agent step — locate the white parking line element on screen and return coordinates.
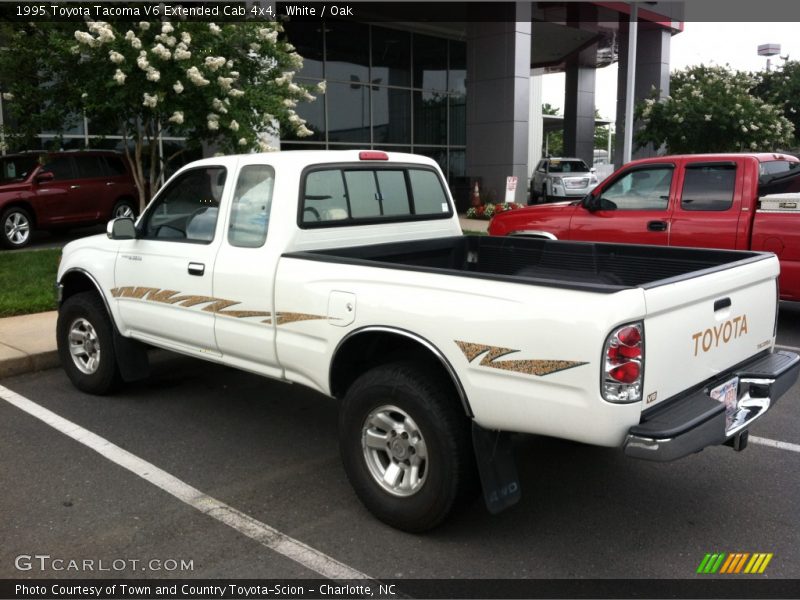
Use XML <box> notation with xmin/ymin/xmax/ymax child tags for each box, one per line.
<box><xmin>0</xmin><ymin>384</ymin><xmax>371</xmax><ymax>581</ymax></box>
<box><xmin>750</xmin><ymin>435</ymin><xmax>800</xmax><ymax>454</ymax></box>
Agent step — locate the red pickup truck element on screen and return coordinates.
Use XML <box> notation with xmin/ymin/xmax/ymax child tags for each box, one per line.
<box><xmin>488</xmin><ymin>153</ymin><xmax>800</xmax><ymax>301</ymax></box>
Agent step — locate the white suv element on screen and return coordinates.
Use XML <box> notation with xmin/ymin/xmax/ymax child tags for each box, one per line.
<box><xmin>530</xmin><ymin>157</ymin><xmax>598</xmax><ymax>203</ymax></box>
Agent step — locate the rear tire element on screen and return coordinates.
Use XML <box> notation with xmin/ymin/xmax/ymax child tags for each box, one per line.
<box><xmin>339</xmin><ymin>361</ymin><xmax>476</xmax><ymax>532</ymax></box>
<box><xmin>1</xmin><ymin>206</ymin><xmax>33</xmax><ymax>249</ymax></box>
<box><xmin>57</xmin><ymin>291</ymin><xmax>120</xmax><ymax>395</ymax></box>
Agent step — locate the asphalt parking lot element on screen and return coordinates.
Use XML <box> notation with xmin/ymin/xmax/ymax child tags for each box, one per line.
<box><xmin>1</xmin><ymin>303</ymin><xmax>799</xmax><ymax>590</ymax></box>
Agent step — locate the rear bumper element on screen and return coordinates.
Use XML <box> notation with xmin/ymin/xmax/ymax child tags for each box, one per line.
<box><xmin>623</xmin><ymin>350</ymin><xmax>799</xmax><ymax>462</ymax></box>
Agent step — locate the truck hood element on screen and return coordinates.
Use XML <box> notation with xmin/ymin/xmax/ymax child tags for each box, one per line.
<box><xmin>488</xmin><ymin>201</ymin><xmax>579</xmax><ymax>237</ymax></box>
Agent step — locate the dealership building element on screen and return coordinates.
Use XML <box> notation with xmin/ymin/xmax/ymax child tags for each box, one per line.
<box><xmin>1</xmin><ymin>1</ymin><xmax>684</xmax><ymax>208</ymax></box>
<box><xmin>280</xmin><ymin>1</ymin><xmax>684</xmax><ymax>207</ymax></box>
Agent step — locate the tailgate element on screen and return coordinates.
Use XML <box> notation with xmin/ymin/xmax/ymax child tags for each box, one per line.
<box><xmin>642</xmin><ymin>255</ymin><xmax>779</xmax><ymax>409</ymax></box>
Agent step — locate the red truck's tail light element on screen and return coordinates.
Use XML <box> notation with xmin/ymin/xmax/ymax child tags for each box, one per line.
<box><xmin>603</xmin><ymin>322</ymin><xmax>644</xmax><ymax>403</ymax></box>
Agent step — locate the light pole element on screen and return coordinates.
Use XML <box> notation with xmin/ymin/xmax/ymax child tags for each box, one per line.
<box><xmin>758</xmin><ymin>43</ymin><xmax>781</xmax><ymax>71</ymax></box>
<box><xmin>622</xmin><ymin>2</ymin><xmax>638</xmax><ymax>165</ymax></box>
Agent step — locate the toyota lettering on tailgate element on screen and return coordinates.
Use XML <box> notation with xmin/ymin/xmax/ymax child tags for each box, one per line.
<box><xmin>691</xmin><ymin>315</ymin><xmax>749</xmax><ymax>356</ymax></box>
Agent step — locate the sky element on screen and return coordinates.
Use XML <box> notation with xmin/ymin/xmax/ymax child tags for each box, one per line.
<box><xmin>542</xmin><ymin>21</ymin><xmax>800</xmax><ymax>121</ymax></box>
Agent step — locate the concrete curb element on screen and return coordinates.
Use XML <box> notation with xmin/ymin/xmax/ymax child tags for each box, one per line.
<box><xmin>0</xmin><ymin>311</ymin><xmax>59</xmax><ymax>380</ymax></box>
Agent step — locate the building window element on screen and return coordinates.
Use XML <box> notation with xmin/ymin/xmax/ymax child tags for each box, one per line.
<box><xmin>327</xmin><ymin>81</ymin><xmax>370</xmax><ymax>143</ymax></box>
<box><xmin>325</xmin><ymin>21</ymin><xmax>370</xmax><ymax>83</ymax></box>
<box><xmin>282</xmin><ymin>21</ymin><xmax>466</xmax><ymax>184</ymax></box>
<box><xmin>413</xmin><ymin>34</ymin><xmax>448</xmax><ymax>91</ymax></box>
<box><xmin>372</xmin><ymin>27</ymin><xmax>411</xmax><ymax>88</ymax></box>
<box><xmin>373</xmin><ymin>88</ymin><xmax>411</xmax><ymax>145</ymax></box>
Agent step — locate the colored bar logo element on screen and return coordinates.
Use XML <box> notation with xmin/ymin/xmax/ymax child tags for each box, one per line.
<box><xmin>697</xmin><ymin>553</ymin><xmax>773</xmax><ymax>574</ymax></box>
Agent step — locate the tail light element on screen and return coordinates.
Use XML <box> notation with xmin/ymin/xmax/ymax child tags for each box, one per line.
<box><xmin>602</xmin><ymin>322</ymin><xmax>644</xmax><ymax>403</ymax></box>
<box><xmin>359</xmin><ymin>151</ymin><xmax>388</xmax><ymax>161</ymax></box>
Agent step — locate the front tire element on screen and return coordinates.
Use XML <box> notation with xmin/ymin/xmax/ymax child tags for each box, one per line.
<box><xmin>57</xmin><ymin>291</ymin><xmax>120</xmax><ymax>395</ymax></box>
<box><xmin>339</xmin><ymin>361</ymin><xmax>475</xmax><ymax>532</ymax></box>
<box><xmin>112</xmin><ymin>198</ymin><xmax>137</xmax><ymax>220</ymax></box>
<box><xmin>1</xmin><ymin>206</ymin><xmax>33</xmax><ymax>249</ymax></box>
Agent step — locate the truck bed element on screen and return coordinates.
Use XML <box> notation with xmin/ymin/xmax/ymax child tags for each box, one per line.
<box><xmin>286</xmin><ymin>236</ymin><xmax>770</xmax><ymax>293</ymax></box>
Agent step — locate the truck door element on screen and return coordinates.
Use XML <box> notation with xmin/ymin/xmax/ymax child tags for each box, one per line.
<box><xmin>668</xmin><ymin>160</ymin><xmax>741</xmax><ymax>250</ymax></box>
<box><xmin>211</xmin><ymin>162</ymin><xmax>282</xmax><ymax>379</ymax></box>
<box><xmin>113</xmin><ymin>165</ymin><xmax>228</xmax><ymax>353</ymax></box>
<box><xmin>569</xmin><ymin>164</ymin><xmax>674</xmax><ymax>245</ymax></box>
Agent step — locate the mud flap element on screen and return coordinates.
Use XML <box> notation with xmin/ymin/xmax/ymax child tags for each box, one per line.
<box><xmin>113</xmin><ymin>330</ymin><xmax>150</xmax><ymax>382</ymax></box>
<box><xmin>471</xmin><ymin>423</ymin><xmax>521</xmax><ymax>514</ymax></box>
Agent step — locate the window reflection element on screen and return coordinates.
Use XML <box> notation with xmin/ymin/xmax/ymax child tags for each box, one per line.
<box><xmin>328</xmin><ymin>82</ymin><xmax>370</xmax><ymax>143</ymax></box>
<box><xmin>414</xmin><ymin>91</ymin><xmax>447</xmax><ymax>146</ymax></box>
<box><xmin>413</xmin><ymin>34</ymin><xmax>447</xmax><ymax>91</ymax></box>
<box><xmin>372</xmin><ymin>27</ymin><xmax>410</xmax><ymax>88</ymax></box>
<box><xmin>325</xmin><ymin>21</ymin><xmax>370</xmax><ymax>83</ymax></box>
<box><xmin>373</xmin><ymin>88</ymin><xmax>410</xmax><ymax>144</ymax></box>
<box><xmin>449</xmin><ymin>41</ymin><xmax>466</xmax><ymax>94</ymax></box>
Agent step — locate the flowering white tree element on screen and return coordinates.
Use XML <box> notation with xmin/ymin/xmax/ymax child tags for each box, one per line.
<box><xmin>0</xmin><ymin>20</ymin><xmax>322</xmax><ymax>209</ymax></box>
<box><xmin>755</xmin><ymin>59</ymin><xmax>800</xmax><ymax>148</ymax></box>
<box><xmin>635</xmin><ymin>64</ymin><xmax>794</xmax><ymax>154</ymax></box>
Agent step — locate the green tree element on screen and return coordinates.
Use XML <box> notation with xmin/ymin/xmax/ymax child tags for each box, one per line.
<box><xmin>755</xmin><ymin>59</ymin><xmax>800</xmax><ymax>148</ymax></box>
<box><xmin>0</xmin><ymin>20</ymin><xmax>321</xmax><ymax>209</ymax></box>
<box><xmin>542</xmin><ymin>103</ymin><xmax>560</xmax><ymax>116</ymax></box>
<box><xmin>635</xmin><ymin>64</ymin><xmax>793</xmax><ymax>154</ymax></box>
<box><xmin>541</xmin><ymin>104</ymin><xmax>610</xmax><ymax>158</ymax></box>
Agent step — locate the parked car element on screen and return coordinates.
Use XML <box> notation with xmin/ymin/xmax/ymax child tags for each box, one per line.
<box><xmin>491</xmin><ymin>153</ymin><xmax>800</xmax><ymax>302</ymax></box>
<box><xmin>56</xmin><ymin>150</ymin><xmax>798</xmax><ymax>531</ymax></box>
<box><xmin>530</xmin><ymin>157</ymin><xmax>599</xmax><ymax>203</ymax></box>
<box><xmin>0</xmin><ymin>150</ymin><xmax>138</xmax><ymax>249</ymax></box>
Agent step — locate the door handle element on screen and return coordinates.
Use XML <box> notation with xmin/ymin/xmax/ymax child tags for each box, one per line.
<box><xmin>647</xmin><ymin>220</ymin><xmax>668</xmax><ymax>232</ymax></box>
<box><xmin>188</xmin><ymin>262</ymin><xmax>205</xmax><ymax>276</ymax></box>
<box><xmin>106</xmin><ymin>182</ymin><xmax>115</xmax><ymax>186</ymax></box>
<box><xmin>69</xmin><ymin>185</ymin><xmax>80</xmax><ymax>189</ymax></box>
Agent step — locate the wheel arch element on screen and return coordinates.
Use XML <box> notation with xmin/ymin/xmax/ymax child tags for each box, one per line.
<box><xmin>2</xmin><ymin>200</ymin><xmax>37</xmax><ymax>226</ymax></box>
<box><xmin>58</xmin><ymin>268</ymin><xmax>150</xmax><ymax>383</ymax></box>
<box><xmin>58</xmin><ymin>268</ymin><xmax>112</xmax><ymax>314</ymax></box>
<box><xmin>111</xmin><ymin>195</ymin><xmax>138</xmax><ymax>217</ymax></box>
<box><xmin>330</xmin><ymin>326</ymin><xmax>473</xmax><ymax>418</ymax></box>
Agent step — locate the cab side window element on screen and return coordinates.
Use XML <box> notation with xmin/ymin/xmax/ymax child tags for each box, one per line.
<box><xmin>229</xmin><ymin>165</ymin><xmax>274</xmax><ymax>248</ymax></box>
<box><xmin>681</xmin><ymin>164</ymin><xmax>736</xmax><ymax>211</ymax></box>
<box><xmin>601</xmin><ymin>167</ymin><xmax>673</xmax><ymax>210</ymax></box>
<box><xmin>142</xmin><ymin>167</ymin><xmax>226</xmax><ymax>243</ymax></box>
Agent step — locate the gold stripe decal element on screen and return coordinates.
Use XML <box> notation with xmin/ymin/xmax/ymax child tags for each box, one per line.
<box><xmin>111</xmin><ymin>286</ymin><xmax>325</xmax><ymax>326</ymax></box>
<box><xmin>455</xmin><ymin>340</ymin><xmax>588</xmax><ymax>377</ymax></box>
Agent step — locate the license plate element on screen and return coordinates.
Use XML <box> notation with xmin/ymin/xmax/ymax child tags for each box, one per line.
<box><xmin>710</xmin><ymin>377</ymin><xmax>741</xmax><ymax>433</ymax></box>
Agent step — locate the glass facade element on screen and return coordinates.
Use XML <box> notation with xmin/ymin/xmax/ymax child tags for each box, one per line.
<box><xmin>282</xmin><ymin>20</ymin><xmax>467</xmax><ymax>182</ymax></box>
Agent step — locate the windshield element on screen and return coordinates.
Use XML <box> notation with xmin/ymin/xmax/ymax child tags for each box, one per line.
<box><xmin>0</xmin><ymin>156</ymin><xmax>40</xmax><ymax>183</ymax></box>
<box><xmin>549</xmin><ymin>160</ymin><xmax>589</xmax><ymax>174</ymax></box>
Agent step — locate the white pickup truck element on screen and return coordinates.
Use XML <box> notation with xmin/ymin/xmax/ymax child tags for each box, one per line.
<box><xmin>56</xmin><ymin>150</ymin><xmax>799</xmax><ymax>532</ymax></box>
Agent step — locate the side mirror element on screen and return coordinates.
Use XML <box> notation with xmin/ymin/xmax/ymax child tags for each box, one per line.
<box><xmin>583</xmin><ymin>193</ymin><xmax>599</xmax><ymax>212</ymax></box>
<box><xmin>107</xmin><ymin>217</ymin><xmax>136</xmax><ymax>240</ymax></box>
<box><xmin>35</xmin><ymin>171</ymin><xmax>54</xmax><ymax>184</ymax></box>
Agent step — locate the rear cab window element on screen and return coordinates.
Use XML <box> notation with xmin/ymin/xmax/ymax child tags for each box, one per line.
<box><xmin>299</xmin><ymin>164</ymin><xmax>452</xmax><ymax>227</ymax></box>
